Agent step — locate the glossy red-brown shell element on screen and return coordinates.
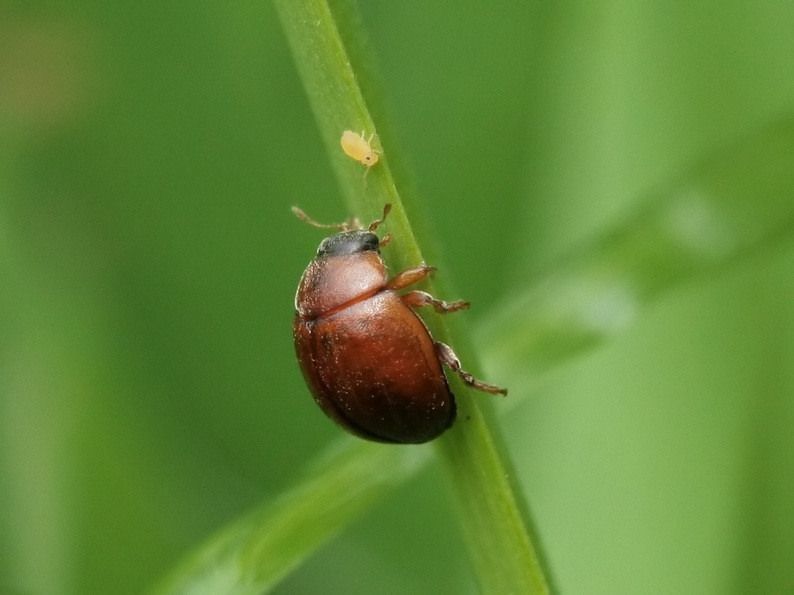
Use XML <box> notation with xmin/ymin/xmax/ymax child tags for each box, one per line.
<box><xmin>294</xmin><ymin>251</ymin><xmax>455</xmax><ymax>443</ymax></box>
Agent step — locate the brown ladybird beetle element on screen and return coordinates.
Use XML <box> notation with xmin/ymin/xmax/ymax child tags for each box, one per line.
<box><xmin>292</xmin><ymin>204</ymin><xmax>506</xmax><ymax>444</ymax></box>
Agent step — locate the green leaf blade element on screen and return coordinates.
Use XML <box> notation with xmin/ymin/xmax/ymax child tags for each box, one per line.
<box><xmin>479</xmin><ymin>120</ymin><xmax>794</xmax><ymax>384</ymax></box>
<box><xmin>152</xmin><ymin>439</ymin><xmax>427</xmax><ymax>595</ymax></box>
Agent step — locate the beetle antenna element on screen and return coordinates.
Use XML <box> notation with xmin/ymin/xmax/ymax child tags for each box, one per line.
<box><xmin>292</xmin><ymin>206</ymin><xmax>355</xmax><ymax>231</ymax></box>
<box><xmin>368</xmin><ymin>203</ymin><xmax>392</xmax><ymax>232</ymax></box>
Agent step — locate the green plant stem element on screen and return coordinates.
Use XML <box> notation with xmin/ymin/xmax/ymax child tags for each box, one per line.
<box><xmin>274</xmin><ymin>0</ymin><xmax>551</xmax><ymax>593</ymax></box>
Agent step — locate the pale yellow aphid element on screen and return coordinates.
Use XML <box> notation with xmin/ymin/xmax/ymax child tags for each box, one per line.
<box><xmin>340</xmin><ymin>130</ymin><xmax>380</xmax><ymax>167</ymax></box>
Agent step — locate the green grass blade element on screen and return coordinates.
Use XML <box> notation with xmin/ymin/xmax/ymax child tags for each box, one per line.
<box><xmin>274</xmin><ymin>1</ymin><xmax>552</xmax><ymax>594</ymax></box>
<box><xmin>151</xmin><ymin>439</ymin><xmax>428</xmax><ymax>595</ymax></box>
<box><xmin>478</xmin><ymin>120</ymin><xmax>794</xmax><ymax>386</ymax></box>
<box><xmin>273</xmin><ymin>0</ymin><xmax>422</xmax><ymax>270</ymax></box>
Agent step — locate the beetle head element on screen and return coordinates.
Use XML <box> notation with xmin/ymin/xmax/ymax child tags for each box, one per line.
<box><xmin>316</xmin><ymin>230</ymin><xmax>380</xmax><ymax>257</ymax></box>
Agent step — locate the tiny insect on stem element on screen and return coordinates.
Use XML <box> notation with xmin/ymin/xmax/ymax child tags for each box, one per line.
<box><xmin>340</xmin><ymin>129</ymin><xmax>381</xmax><ymax>168</ymax></box>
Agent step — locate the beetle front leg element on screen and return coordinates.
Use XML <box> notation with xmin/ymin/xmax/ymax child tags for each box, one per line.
<box><xmin>435</xmin><ymin>342</ymin><xmax>507</xmax><ymax>396</ymax></box>
<box><xmin>386</xmin><ymin>264</ymin><xmax>436</xmax><ymax>290</ymax></box>
<box><xmin>401</xmin><ymin>290</ymin><xmax>469</xmax><ymax>313</ymax></box>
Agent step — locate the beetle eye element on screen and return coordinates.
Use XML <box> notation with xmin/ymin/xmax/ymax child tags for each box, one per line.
<box><xmin>360</xmin><ymin>232</ymin><xmax>379</xmax><ymax>251</ymax></box>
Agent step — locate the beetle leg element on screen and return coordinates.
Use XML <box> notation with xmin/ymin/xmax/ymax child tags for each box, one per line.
<box><xmin>402</xmin><ymin>290</ymin><xmax>469</xmax><ymax>313</ymax></box>
<box><xmin>435</xmin><ymin>342</ymin><xmax>507</xmax><ymax>396</ymax></box>
<box><xmin>386</xmin><ymin>263</ymin><xmax>436</xmax><ymax>290</ymax></box>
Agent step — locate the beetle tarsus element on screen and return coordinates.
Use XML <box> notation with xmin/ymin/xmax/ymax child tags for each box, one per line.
<box><xmin>402</xmin><ymin>290</ymin><xmax>469</xmax><ymax>313</ymax></box>
<box><xmin>435</xmin><ymin>342</ymin><xmax>507</xmax><ymax>396</ymax></box>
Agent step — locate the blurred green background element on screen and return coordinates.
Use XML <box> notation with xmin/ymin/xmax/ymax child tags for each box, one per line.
<box><xmin>2</xmin><ymin>2</ymin><xmax>793</xmax><ymax>594</ymax></box>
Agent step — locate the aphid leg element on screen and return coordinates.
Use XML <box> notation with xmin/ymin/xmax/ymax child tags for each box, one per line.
<box><xmin>292</xmin><ymin>206</ymin><xmax>358</xmax><ymax>231</ymax></box>
<box><xmin>369</xmin><ymin>132</ymin><xmax>382</xmax><ymax>157</ymax></box>
<box><xmin>379</xmin><ymin>233</ymin><xmax>392</xmax><ymax>247</ymax></box>
<box><xmin>401</xmin><ymin>290</ymin><xmax>469</xmax><ymax>313</ymax></box>
<box><xmin>386</xmin><ymin>263</ymin><xmax>436</xmax><ymax>290</ymax></box>
<box><xmin>435</xmin><ymin>342</ymin><xmax>508</xmax><ymax>396</ymax></box>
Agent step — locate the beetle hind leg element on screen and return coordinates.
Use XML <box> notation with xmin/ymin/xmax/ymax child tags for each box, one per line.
<box><xmin>402</xmin><ymin>290</ymin><xmax>469</xmax><ymax>313</ymax></box>
<box><xmin>435</xmin><ymin>342</ymin><xmax>507</xmax><ymax>396</ymax></box>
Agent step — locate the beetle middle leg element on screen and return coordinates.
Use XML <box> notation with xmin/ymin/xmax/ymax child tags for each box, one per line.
<box><xmin>401</xmin><ymin>290</ymin><xmax>469</xmax><ymax>313</ymax></box>
<box><xmin>435</xmin><ymin>342</ymin><xmax>507</xmax><ymax>396</ymax></box>
<box><xmin>389</xmin><ymin>264</ymin><xmax>469</xmax><ymax>312</ymax></box>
